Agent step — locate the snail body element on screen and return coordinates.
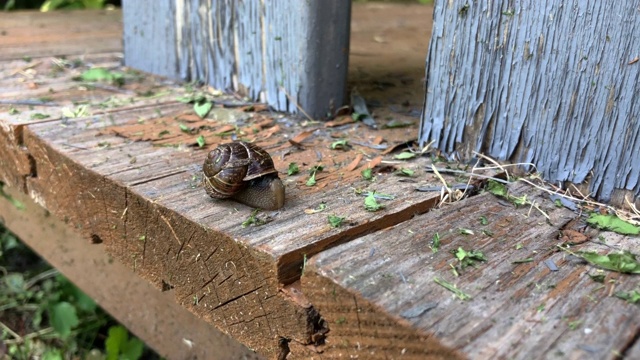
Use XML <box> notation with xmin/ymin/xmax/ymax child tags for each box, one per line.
<box><xmin>203</xmin><ymin>141</ymin><xmax>285</xmax><ymax>210</ymax></box>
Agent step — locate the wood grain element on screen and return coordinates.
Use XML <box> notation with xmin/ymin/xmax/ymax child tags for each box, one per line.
<box><xmin>0</xmin><ymin>10</ymin><xmax>122</xmax><ymax>60</ymax></box>
<box><xmin>19</xmin><ymin>95</ymin><xmax>448</xmax><ymax>355</ymax></box>
<box><xmin>303</xmin><ymin>182</ymin><xmax>640</xmax><ymax>359</ymax></box>
<box><xmin>419</xmin><ymin>0</ymin><xmax>640</xmax><ymax>206</ymax></box>
<box><xmin>0</xmin><ymin>184</ymin><xmax>262</xmax><ymax>360</ymax></box>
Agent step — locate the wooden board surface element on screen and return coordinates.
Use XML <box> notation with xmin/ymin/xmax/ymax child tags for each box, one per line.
<box><xmin>0</xmin><ymin>9</ymin><xmax>122</xmax><ymax>60</ymax></box>
<box><xmin>302</xmin><ymin>182</ymin><xmax>640</xmax><ymax>359</ymax></box>
<box><xmin>4</xmin><ymin>5</ymin><xmax>639</xmax><ymax>360</ymax></box>
<box><xmin>0</xmin><ymin>5</ymin><xmax>440</xmax><ymax>358</ymax></box>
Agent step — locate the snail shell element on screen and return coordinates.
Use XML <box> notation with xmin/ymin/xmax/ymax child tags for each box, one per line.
<box><xmin>203</xmin><ymin>141</ymin><xmax>285</xmax><ymax>210</ymax></box>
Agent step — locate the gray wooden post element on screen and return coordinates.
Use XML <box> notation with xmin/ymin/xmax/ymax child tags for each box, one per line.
<box><xmin>122</xmin><ymin>0</ymin><xmax>351</xmax><ymax>119</ymax></box>
<box><xmin>420</xmin><ymin>1</ymin><xmax>640</xmax><ymax>203</ymax></box>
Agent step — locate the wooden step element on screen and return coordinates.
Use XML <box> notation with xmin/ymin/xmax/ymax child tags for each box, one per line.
<box><xmin>302</xmin><ymin>182</ymin><xmax>640</xmax><ymax>359</ymax></box>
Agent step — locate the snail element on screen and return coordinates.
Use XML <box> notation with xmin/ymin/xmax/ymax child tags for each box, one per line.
<box><xmin>203</xmin><ymin>141</ymin><xmax>285</xmax><ymax>210</ymax></box>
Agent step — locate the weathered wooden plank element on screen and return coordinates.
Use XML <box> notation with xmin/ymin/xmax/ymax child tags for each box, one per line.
<box><xmin>122</xmin><ymin>0</ymin><xmax>351</xmax><ymax>118</ymax></box>
<box><xmin>303</xmin><ymin>182</ymin><xmax>640</xmax><ymax>358</ymax></box>
<box><xmin>18</xmin><ymin>97</ymin><xmax>448</xmax><ymax>356</ymax></box>
<box><xmin>419</xmin><ymin>1</ymin><xmax>640</xmax><ymax>206</ymax></box>
<box><xmin>0</xmin><ymin>10</ymin><xmax>122</xmax><ymax>60</ymax></box>
<box><xmin>0</xmin><ymin>53</ymin><xmax>179</xmax><ymax>192</ymax></box>
<box><xmin>0</xmin><ymin>5</ymin><xmax>450</xmax><ymax>358</ymax></box>
<box><xmin>0</xmin><ymin>184</ymin><xmax>262</xmax><ymax>360</ymax></box>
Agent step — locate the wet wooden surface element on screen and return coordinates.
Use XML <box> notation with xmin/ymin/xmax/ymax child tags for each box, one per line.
<box><xmin>2</xmin><ymin>4</ymin><xmax>640</xmax><ymax>360</ymax></box>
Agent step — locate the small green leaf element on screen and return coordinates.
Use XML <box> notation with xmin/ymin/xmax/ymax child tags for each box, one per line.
<box><xmin>30</xmin><ymin>113</ymin><xmax>50</xmax><ymax>120</ymax></box>
<box><xmin>306</xmin><ymin>165</ymin><xmax>323</xmax><ymax>186</ymax></box>
<box><xmin>80</xmin><ymin>68</ymin><xmax>124</xmax><ymax>85</ymax></box>
<box><xmin>361</xmin><ymin>168</ymin><xmax>373</xmax><ymax>181</ymax></box>
<box><xmin>615</xmin><ymin>289</ymin><xmax>640</xmax><ymax>304</ymax></box>
<box><xmin>588</xmin><ymin>273</ymin><xmax>606</xmax><ymax>283</ymax></box>
<box><xmin>458</xmin><ymin>228</ymin><xmax>474</xmax><ymax>235</ymax></box>
<box><xmin>306</xmin><ymin>172</ymin><xmax>317</xmax><ymax>187</ymax></box>
<box><xmin>479</xmin><ymin>216</ymin><xmax>488</xmax><ymax>225</ymax></box>
<box><xmin>330</xmin><ymin>139</ymin><xmax>349</xmax><ymax>150</ymax></box>
<box><xmin>434</xmin><ymin>277</ymin><xmax>471</xmax><ymax>301</ymax></box>
<box><xmin>179</xmin><ymin>123</ymin><xmax>190</xmax><ymax>133</ymax></box>
<box><xmin>352</xmin><ymin>112</ymin><xmax>366</xmax><ymax>121</ymax></box>
<box><xmin>196</xmin><ymin>135</ymin><xmax>206</xmax><ymax>148</ymax></box>
<box><xmin>49</xmin><ymin>302</ymin><xmax>79</xmax><ymax>338</ymax></box>
<box><xmin>586</xmin><ymin>214</ymin><xmax>640</xmax><ymax>235</ymax></box>
<box><xmin>430</xmin><ymin>233</ymin><xmax>440</xmax><ymax>253</ymax></box>
<box><xmin>567</xmin><ymin>320</ymin><xmax>582</xmax><ymax>331</ymax></box>
<box><xmin>395</xmin><ymin>168</ymin><xmax>415</xmax><ymax>177</ymax></box>
<box><xmin>328</xmin><ymin>214</ymin><xmax>345</xmax><ymax>228</ymax></box>
<box><xmin>9</xmin><ymin>106</ymin><xmax>20</xmax><ymax>115</ymax></box>
<box><xmin>486</xmin><ymin>180</ymin><xmax>508</xmax><ymax>197</ymax></box>
<box><xmin>194</xmin><ymin>100</ymin><xmax>213</xmax><ymax>118</ymax></box>
<box><xmin>288</xmin><ymin>162</ymin><xmax>299</xmax><ymax>176</ymax></box>
<box><xmin>383</xmin><ymin>120</ymin><xmax>414</xmax><ymax>129</ymax></box>
<box><xmin>62</xmin><ymin>105</ymin><xmax>91</xmax><ymax>118</ymax></box>
<box><xmin>364</xmin><ymin>192</ymin><xmax>385</xmax><ymax>212</ymax></box>
<box><xmin>241</xmin><ymin>209</ymin><xmax>266</xmax><ymax>228</ymax></box>
<box><xmin>394</xmin><ymin>152</ymin><xmax>416</xmax><ymax>160</ymax></box>
<box><xmin>158</xmin><ymin>130</ymin><xmax>170</xmax><ymax>138</ymax></box>
<box><xmin>453</xmin><ymin>247</ymin><xmax>486</xmax><ymax>268</ymax></box>
<box><xmin>486</xmin><ymin>180</ymin><xmax>530</xmax><ymax>206</ymax></box>
<box><xmin>577</xmin><ymin>250</ymin><xmax>640</xmax><ymax>274</ymax></box>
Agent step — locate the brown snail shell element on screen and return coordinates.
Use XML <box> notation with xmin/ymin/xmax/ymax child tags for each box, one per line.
<box><xmin>203</xmin><ymin>141</ymin><xmax>285</xmax><ymax>210</ymax></box>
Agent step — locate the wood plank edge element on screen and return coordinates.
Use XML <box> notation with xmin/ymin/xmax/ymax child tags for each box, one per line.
<box><xmin>278</xmin><ymin>196</ymin><xmax>443</xmax><ymax>285</ymax></box>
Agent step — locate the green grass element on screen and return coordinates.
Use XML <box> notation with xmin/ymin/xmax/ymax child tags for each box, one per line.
<box><xmin>0</xmin><ymin>224</ymin><xmax>158</xmax><ymax>360</ymax></box>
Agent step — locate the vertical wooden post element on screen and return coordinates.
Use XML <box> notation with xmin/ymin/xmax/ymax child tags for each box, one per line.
<box><xmin>122</xmin><ymin>0</ymin><xmax>351</xmax><ymax>119</ymax></box>
<box><xmin>420</xmin><ymin>1</ymin><xmax>640</xmax><ymax>204</ymax></box>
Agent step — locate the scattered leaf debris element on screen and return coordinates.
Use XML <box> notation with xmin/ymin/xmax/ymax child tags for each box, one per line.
<box><xmin>560</xmin><ymin>246</ymin><xmax>640</xmax><ymax>274</ymax></box>
<box><xmin>361</xmin><ymin>168</ymin><xmax>374</xmax><ymax>181</ymax></box>
<box><xmin>304</xmin><ymin>203</ymin><xmax>327</xmax><ymax>215</ymax></box>
<box><xmin>453</xmin><ymin>247</ymin><xmax>487</xmax><ymax>269</ymax></box>
<box><xmin>586</xmin><ymin>213</ymin><xmax>640</xmax><ymax>235</ymax></box>
<box><xmin>394</xmin><ymin>152</ymin><xmax>417</xmax><ymax>160</ymax></box>
<box><xmin>241</xmin><ymin>209</ymin><xmax>268</xmax><ymax>228</ymax></box>
<box><xmin>395</xmin><ymin>168</ymin><xmax>415</xmax><ymax>177</ymax></box>
<box><xmin>306</xmin><ymin>165</ymin><xmax>324</xmax><ymax>187</ymax></box>
<box><xmin>287</xmin><ymin>163</ymin><xmax>300</xmax><ymax>176</ymax></box>
<box><xmin>328</xmin><ymin>214</ymin><xmax>345</xmax><ymax>228</ymax></box>
<box><xmin>615</xmin><ymin>289</ymin><xmax>640</xmax><ymax>303</ymax></box>
<box><xmin>330</xmin><ymin>139</ymin><xmax>350</xmax><ymax>150</ymax></box>
<box><xmin>364</xmin><ymin>191</ymin><xmax>385</xmax><ymax>212</ymax></box>
<box><xmin>430</xmin><ymin>233</ymin><xmax>440</xmax><ymax>253</ymax></box>
<box><xmin>434</xmin><ymin>277</ymin><xmax>471</xmax><ymax>301</ymax></box>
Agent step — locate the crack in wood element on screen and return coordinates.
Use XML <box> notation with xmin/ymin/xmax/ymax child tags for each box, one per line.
<box><xmin>212</xmin><ymin>286</ymin><xmax>263</xmax><ymax>311</ymax></box>
<box><xmin>128</xmin><ymin>169</ymin><xmax>187</xmax><ymax>187</ymax></box>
